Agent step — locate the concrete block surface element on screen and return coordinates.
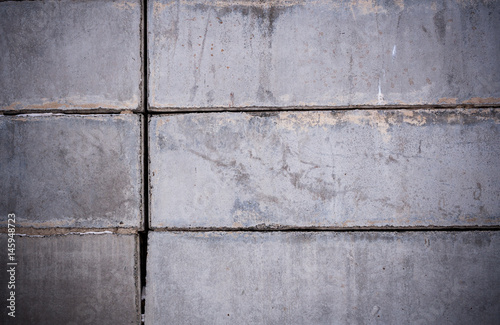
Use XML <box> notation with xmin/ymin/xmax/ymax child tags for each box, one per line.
<box><xmin>0</xmin><ymin>233</ymin><xmax>140</xmax><ymax>324</ymax></box>
<box><xmin>146</xmin><ymin>231</ymin><xmax>500</xmax><ymax>324</ymax></box>
<box><xmin>149</xmin><ymin>0</ymin><xmax>500</xmax><ymax>110</ymax></box>
<box><xmin>150</xmin><ymin>109</ymin><xmax>500</xmax><ymax>228</ymax></box>
<box><xmin>0</xmin><ymin>114</ymin><xmax>143</xmax><ymax>229</ymax></box>
<box><xmin>0</xmin><ymin>0</ymin><xmax>142</xmax><ymax>112</ymax></box>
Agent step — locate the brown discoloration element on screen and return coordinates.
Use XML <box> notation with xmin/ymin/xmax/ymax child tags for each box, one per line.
<box><xmin>26</xmin><ymin>102</ymin><xmax>121</xmax><ymax>110</ymax></box>
<box><xmin>112</xmin><ymin>1</ymin><xmax>139</xmax><ymax>10</ymax></box>
<box><xmin>438</xmin><ymin>97</ymin><xmax>458</xmax><ymax>104</ymax></box>
<box><xmin>463</xmin><ymin>97</ymin><xmax>500</xmax><ymax>104</ymax></box>
<box><xmin>153</xmin><ymin>1</ymin><xmax>169</xmax><ymax>15</ymax></box>
<box><xmin>2</xmin><ymin>98</ymin><xmax>139</xmax><ymax>111</ymax></box>
<box><xmin>272</xmin><ymin>109</ymin><xmax>500</xmax><ymax>143</ymax></box>
<box><xmin>230</xmin><ymin>92</ymin><xmax>235</xmax><ymax>107</ymax></box>
<box><xmin>1</xmin><ymin>102</ymin><xmax>22</xmax><ymax>110</ymax></box>
<box><xmin>26</xmin><ymin>102</ymin><xmax>71</xmax><ymax>109</ymax></box>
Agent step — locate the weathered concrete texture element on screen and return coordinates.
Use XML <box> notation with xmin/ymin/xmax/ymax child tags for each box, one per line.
<box><xmin>150</xmin><ymin>109</ymin><xmax>500</xmax><ymax>228</ymax></box>
<box><xmin>149</xmin><ymin>0</ymin><xmax>500</xmax><ymax>110</ymax></box>
<box><xmin>0</xmin><ymin>114</ymin><xmax>142</xmax><ymax>229</ymax></box>
<box><xmin>146</xmin><ymin>231</ymin><xmax>500</xmax><ymax>324</ymax></box>
<box><xmin>0</xmin><ymin>233</ymin><xmax>140</xmax><ymax>324</ymax></box>
<box><xmin>0</xmin><ymin>0</ymin><xmax>142</xmax><ymax>112</ymax></box>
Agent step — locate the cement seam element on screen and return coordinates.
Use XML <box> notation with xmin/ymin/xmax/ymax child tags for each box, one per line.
<box><xmin>0</xmin><ymin>227</ymin><xmax>139</xmax><ymax>235</ymax></box>
<box><xmin>2</xmin><ymin>105</ymin><xmax>500</xmax><ymax>116</ymax></box>
<box><xmin>2</xmin><ymin>226</ymin><xmax>498</xmax><ymax>235</ymax></box>
<box><xmin>148</xmin><ymin>104</ymin><xmax>500</xmax><ymax>114</ymax></box>
<box><xmin>139</xmin><ymin>0</ymin><xmax>149</xmax><ymax>323</ymax></box>
<box><xmin>149</xmin><ymin>226</ymin><xmax>500</xmax><ymax>232</ymax></box>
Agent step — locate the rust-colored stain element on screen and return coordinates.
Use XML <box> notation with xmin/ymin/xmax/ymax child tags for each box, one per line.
<box><xmin>1</xmin><ymin>101</ymin><xmax>21</xmax><ymax>110</ymax></box>
<box><xmin>112</xmin><ymin>1</ymin><xmax>138</xmax><ymax>10</ymax></box>
<box><xmin>438</xmin><ymin>97</ymin><xmax>458</xmax><ymax>104</ymax></box>
<box><xmin>1</xmin><ymin>99</ymin><xmax>138</xmax><ymax>111</ymax></box>
<box><xmin>27</xmin><ymin>102</ymin><xmax>71</xmax><ymax>109</ymax></box>
<box><xmin>25</xmin><ymin>102</ymin><xmax>121</xmax><ymax>110</ymax></box>
<box><xmin>463</xmin><ymin>97</ymin><xmax>500</xmax><ymax>104</ymax></box>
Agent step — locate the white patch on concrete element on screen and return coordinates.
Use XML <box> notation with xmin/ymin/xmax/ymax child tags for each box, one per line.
<box><xmin>15</xmin><ymin>113</ymin><xmax>56</xmax><ymax>117</ymax></box>
<box><xmin>15</xmin><ymin>231</ymin><xmax>114</xmax><ymax>237</ymax></box>
<box><xmin>377</xmin><ymin>79</ymin><xmax>384</xmax><ymax>104</ymax></box>
<box><xmin>66</xmin><ymin>231</ymin><xmax>114</xmax><ymax>236</ymax></box>
<box><xmin>16</xmin><ymin>234</ymin><xmax>45</xmax><ymax>238</ymax></box>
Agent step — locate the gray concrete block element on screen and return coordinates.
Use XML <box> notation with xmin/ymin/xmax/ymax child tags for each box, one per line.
<box><xmin>146</xmin><ymin>231</ymin><xmax>500</xmax><ymax>324</ymax></box>
<box><xmin>149</xmin><ymin>0</ymin><xmax>500</xmax><ymax>110</ymax></box>
<box><xmin>0</xmin><ymin>233</ymin><xmax>140</xmax><ymax>324</ymax></box>
<box><xmin>150</xmin><ymin>109</ymin><xmax>500</xmax><ymax>228</ymax></box>
<box><xmin>0</xmin><ymin>0</ymin><xmax>142</xmax><ymax>112</ymax></box>
<box><xmin>0</xmin><ymin>114</ymin><xmax>143</xmax><ymax>229</ymax></box>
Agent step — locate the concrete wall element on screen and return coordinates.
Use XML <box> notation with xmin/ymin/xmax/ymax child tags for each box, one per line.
<box><xmin>148</xmin><ymin>0</ymin><xmax>500</xmax><ymax>109</ymax></box>
<box><xmin>0</xmin><ymin>0</ymin><xmax>143</xmax><ymax>323</ymax></box>
<box><xmin>0</xmin><ymin>114</ymin><xmax>143</xmax><ymax>229</ymax></box>
<box><xmin>0</xmin><ymin>0</ymin><xmax>142</xmax><ymax>112</ymax></box>
<box><xmin>1</xmin><ymin>0</ymin><xmax>499</xmax><ymax>324</ymax></box>
<box><xmin>146</xmin><ymin>231</ymin><xmax>500</xmax><ymax>324</ymax></box>
<box><xmin>150</xmin><ymin>109</ymin><xmax>500</xmax><ymax>229</ymax></box>
<box><xmin>0</xmin><ymin>234</ymin><xmax>140</xmax><ymax>324</ymax></box>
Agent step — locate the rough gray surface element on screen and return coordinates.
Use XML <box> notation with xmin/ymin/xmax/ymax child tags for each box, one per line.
<box><xmin>149</xmin><ymin>0</ymin><xmax>500</xmax><ymax>110</ymax></box>
<box><xmin>0</xmin><ymin>0</ymin><xmax>142</xmax><ymax>112</ymax></box>
<box><xmin>0</xmin><ymin>233</ymin><xmax>140</xmax><ymax>324</ymax></box>
<box><xmin>146</xmin><ymin>231</ymin><xmax>500</xmax><ymax>324</ymax></box>
<box><xmin>0</xmin><ymin>114</ymin><xmax>143</xmax><ymax>229</ymax></box>
<box><xmin>150</xmin><ymin>109</ymin><xmax>500</xmax><ymax>228</ymax></box>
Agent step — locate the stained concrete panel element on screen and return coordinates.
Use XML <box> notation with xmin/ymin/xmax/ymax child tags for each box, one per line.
<box><xmin>150</xmin><ymin>109</ymin><xmax>500</xmax><ymax>228</ymax></box>
<box><xmin>149</xmin><ymin>0</ymin><xmax>500</xmax><ymax>110</ymax></box>
<box><xmin>0</xmin><ymin>233</ymin><xmax>140</xmax><ymax>324</ymax></box>
<box><xmin>146</xmin><ymin>231</ymin><xmax>500</xmax><ymax>324</ymax></box>
<box><xmin>0</xmin><ymin>114</ymin><xmax>142</xmax><ymax>229</ymax></box>
<box><xmin>0</xmin><ymin>0</ymin><xmax>142</xmax><ymax>112</ymax></box>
